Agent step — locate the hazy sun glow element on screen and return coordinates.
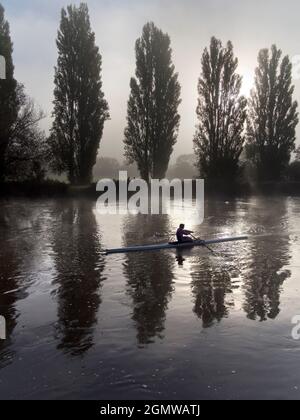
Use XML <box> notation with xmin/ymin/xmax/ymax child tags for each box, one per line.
<box><xmin>240</xmin><ymin>70</ymin><xmax>255</xmax><ymax>97</ymax></box>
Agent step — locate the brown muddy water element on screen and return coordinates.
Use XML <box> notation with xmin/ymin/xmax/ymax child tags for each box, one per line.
<box><xmin>0</xmin><ymin>196</ymin><xmax>300</xmax><ymax>400</ymax></box>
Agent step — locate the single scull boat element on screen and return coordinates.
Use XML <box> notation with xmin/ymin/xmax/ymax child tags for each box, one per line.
<box><xmin>104</xmin><ymin>236</ymin><xmax>248</xmax><ymax>255</ymax></box>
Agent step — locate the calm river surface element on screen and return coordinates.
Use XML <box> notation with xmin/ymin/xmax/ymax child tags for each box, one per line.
<box><xmin>0</xmin><ymin>196</ymin><xmax>300</xmax><ymax>400</ymax></box>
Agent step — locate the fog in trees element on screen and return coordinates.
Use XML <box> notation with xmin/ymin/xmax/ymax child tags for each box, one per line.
<box><xmin>167</xmin><ymin>154</ymin><xmax>197</xmax><ymax>179</ymax></box>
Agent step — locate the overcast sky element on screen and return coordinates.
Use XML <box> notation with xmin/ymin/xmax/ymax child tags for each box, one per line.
<box><xmin>2</xmin><ymin>0</ymin><xmax>300</xmax><ymax>161</ymax></box>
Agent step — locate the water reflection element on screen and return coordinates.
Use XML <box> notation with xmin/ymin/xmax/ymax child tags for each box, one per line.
<box><xmin>0</xmin><ymin>207</ymin><xmax>22</xmax><ymax>363</ymax></box>
<box><xmin>175</xmin><ymin>250</ymin><xmax>186</xmax><ymax>266</ymax></box>
<box><xmin>50</xmin><ymin>200</ymin><xmax>106</xmax><ymax>356</ymax></box>
<box><xmin>242</xmin><ymin>198</ymin><xmax>291</xmax><ymax>321</ymax></box>
<box><xmin>122</xmin><ymin>215</ymin><xmax>175</xmax><ymax>346</ymax></box>
<box><xmin>190</xmin><ymin>255</ymin><xmax>233</xmax><ymax>328</ymax></box>
<box><xmin>179</xmin><ymin>197</ymin><xmax>292</xmax><ymax>326</ymax></box>
<box><xmin>0</xmin><ymin>196</ymin><xmax>299</xmax><ymax>399</ymax></box>
<box><xmin>0</xmin><ymin>202</ymin><xmax>44</xmax><ymax>366</ymax></box>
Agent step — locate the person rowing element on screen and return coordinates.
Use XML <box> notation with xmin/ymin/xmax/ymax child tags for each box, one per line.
<box><xmin>176</xmin><ymin>224</ymin><xmax>194</xmax><ymax>243</ymax></box>
<box><xmin>104</xmin><ymin>236</ymin><xmax>248</xmax><ymax>254</ymax></box>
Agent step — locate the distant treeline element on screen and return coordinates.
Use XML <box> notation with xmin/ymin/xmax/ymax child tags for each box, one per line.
<box><xmin>92</xmin><ymin>154</ymin><xmax>196</xmax><ymax>181</ymax></box>
<box><xmin>0</xmin><ymin>3</ymin><xmax>299</xmax><ymax>189</ymax></box>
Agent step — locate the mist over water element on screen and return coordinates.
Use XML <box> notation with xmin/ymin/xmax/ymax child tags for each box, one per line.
<box><xmin>0</xmin><ymin>196</ymin><xmax>300</xmax><ymax>399</ymax></box>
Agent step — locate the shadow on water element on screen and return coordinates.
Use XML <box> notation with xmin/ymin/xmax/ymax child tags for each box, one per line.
<box><xmin>122</xmin><ymin>214</ymin><xmax>175</xmax><ymax>347</ymax></box>
<box><xmin>50</xmin><ymin>199</ymin><xmax>106</xmax><ymax>356</ymax></box>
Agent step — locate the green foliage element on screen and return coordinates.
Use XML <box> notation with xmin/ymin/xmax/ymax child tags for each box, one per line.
<box><xmin>246</xmin><ymin>45</ymin><xmax>299</xmax><ymax>181</ymax></box>
<box><xmin>194</xmin><ymin>37</ymin><xmax>247</xmax><ymax>182</ymax></box>
<box><xmin>49</xmin><ymin>3</ymin><xmax>109</xmax><ymax>185</ymax></box>
<box><xmin>124</xmin><ymin>22</ymin><xmax>181</xmax><ymax>181</ymax></box>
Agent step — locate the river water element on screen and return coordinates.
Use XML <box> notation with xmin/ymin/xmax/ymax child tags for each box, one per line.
<box><xmin>0</xmin><ymin>196</ymin><xmax>300</xmax><ymax>400</ymax></box>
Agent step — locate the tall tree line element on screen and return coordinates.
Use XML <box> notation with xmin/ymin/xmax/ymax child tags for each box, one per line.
<box><xmin>0</xmin><ymin>1</ymin><xmax>299</xmax><ymax>185</ymax></box>
<box><xmin>193</xmin><ymin>38</ymin><xmax>298</xmax><ymax>183</ymax></box>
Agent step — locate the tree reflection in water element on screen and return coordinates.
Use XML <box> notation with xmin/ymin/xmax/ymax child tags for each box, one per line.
<box><xmin>242</xmin><ymin>198</ymin><xmax>291</xmax><ymax>321</ymax></box>
<box><xmin>122</xmin><ymin>214</ymin><xmax>175</xmax><ymax>346</ymax></box>
<box><xmin>50</xmin><ymin>199</ymin><xmax>106</xmax><ymax>356</ymax></box>
<box><xmin>0</xmin><ymin>202</ymin><xmax>50</xmax><ymax>367</ymax></box>
<box><xmin>190</xmin><ymin>255</ymin><xmax>234</xmax><ymax>328</ymax></box>
<box><xmin>188</xmin><ymin>197</ymin><xmax>291</xmax><ymax>325</ymax></box>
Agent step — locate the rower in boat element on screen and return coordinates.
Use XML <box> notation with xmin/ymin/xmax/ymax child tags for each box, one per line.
<box><xmin>104</xmin><ymin>236</ymin><xmax>248</xmax><ymax>254</ymax></box>
<box><xmin>176</xmin><ymin>224</ymin><xmax>194</xmax><ymax>243</ymax></box>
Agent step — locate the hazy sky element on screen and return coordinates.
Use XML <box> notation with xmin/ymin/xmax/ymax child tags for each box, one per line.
<box><xmin>2</xmin><ymin>0</ymin><xmax>300</xmax><ymax>161</ymax></box>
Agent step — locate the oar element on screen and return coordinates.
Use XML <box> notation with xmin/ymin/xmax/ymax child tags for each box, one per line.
<box><xmin>191</xmin><ymin>234</ymin><xmax>215</xmax><ymax>253</ymax></box>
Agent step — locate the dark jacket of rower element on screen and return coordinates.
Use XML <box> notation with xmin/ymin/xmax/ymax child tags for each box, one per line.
<box><xmin>176</xmin><ymin>224</ymin><xmax>194</xmax><ymax>243</ymax></box>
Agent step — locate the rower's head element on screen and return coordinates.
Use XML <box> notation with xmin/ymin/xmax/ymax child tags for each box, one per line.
<box><xmin>179</xmin><ymin>223</ymin><xmax>185</xmax><ymax>229</ymax></box>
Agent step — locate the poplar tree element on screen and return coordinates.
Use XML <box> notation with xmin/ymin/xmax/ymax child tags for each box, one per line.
<box><xmin>124</xmin><ymin>22</ymin><xmax>181</xmax><ymax>181</ymax></box>
<box><xmin>0</xmin><ymin>3</ymin><xmax>18</xmax><ymax>181</ymax></box>
<box><xmin>246</xmin><ymin>45</ymin><xmax>298</xmax><ymax>181</ymax></box>
<box><xmin>194</xmin><ymin>37</ymin><xmax>247</xmax><ymax>181</ymax></box>
<box><xmin>50</xmin><ymin>3</ymin><xmax>109</xmax><ymax>184</ymax></box>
